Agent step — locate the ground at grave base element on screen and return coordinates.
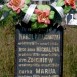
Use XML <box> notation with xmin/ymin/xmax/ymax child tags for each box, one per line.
<box><xmin>0</xmin><ymin>18</ymin><xmax>77</xmax><ymax>77</ymax></box>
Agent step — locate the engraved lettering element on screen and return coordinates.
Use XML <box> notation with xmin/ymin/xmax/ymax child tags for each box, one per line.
<box><xmin>36</xmin><ymin>68</ymin><xmax>56</xmax><ymax>74</ymax></box>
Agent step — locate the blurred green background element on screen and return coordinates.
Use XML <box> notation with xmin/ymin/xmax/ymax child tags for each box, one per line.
<box><xmin>0</xmin><ymin>17</ymin><xmax>77</xmax><ymax>77</ymax></box>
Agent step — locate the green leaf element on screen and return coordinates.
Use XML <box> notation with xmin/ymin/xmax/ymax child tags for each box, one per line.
<box><xmin>21</xmin><ymin>4</ymin><xmax>28</xmax><ymax>13</ymax></box>
<box><xmin>38</xmin><ymin>23</ymin><xmax>48</xmax><ymax>29</ymax></box>
<box><xmin>49</xmin><ymin>11</ymin><xmax>55</xmax><ymax>19</ymax></box>
<box><xmin>10</xmin><ymin>10</ymin><xmax>17</xmax><ymax>16</ymax></box>
<box><xmin>37</xmin><ymin>5</ymin><xmax>50</xmax><ymax>10</ymax></box>
<box><xmin>31</xmin><ymin>14</ymin><xmax>37</xmax><ymax>22</ymax></box>
<box><xmin>56</xmin><ymin>0</ymin><xmax>64</xmax><ymax>6</ymax></box>
<box><xmin>31</xmin><ymin>22</ymin><xmax>48</xmax><ymax>30</ymax></box>
<box><xmin>31</xmin><ymin>22</ymin><xmax>38</xmax><ymax>30</ymax></box>
<box><xmin>26</xmin><ymin>0</ymin><xmax>31</xmax><ymax>4</ymax></box>
<box><xmin>2</xmin><ymin>4</ymin><xmax>10</xmax><ymax>11</ymax></box>
<box><xmin>64</xmin><ymin>6</ymin><xmax>71</xmax><ymax>14</ymax></box>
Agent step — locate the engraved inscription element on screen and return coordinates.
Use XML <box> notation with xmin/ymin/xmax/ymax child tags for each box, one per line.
<box><xmin>15</xmin><ymin>26</ymin><xmax>63</xmax><ymax>77</ymax></box>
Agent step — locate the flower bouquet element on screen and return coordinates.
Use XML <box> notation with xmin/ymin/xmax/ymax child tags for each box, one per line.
<box><xmin>0</xmin><ymin>0</ymin><xmax>77</xmax><ymax>29</ymax></box>
<box><xmin>56</xmin><ymin>0</ymin><xmax>77</xmax><ymax>13</ymax></box>
<box><xmin>0</xmin><ymin>0</ymin><xmax>55</xmax><ymax>30</ymax></box>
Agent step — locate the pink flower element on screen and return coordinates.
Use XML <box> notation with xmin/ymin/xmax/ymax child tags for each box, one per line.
<box><xmin>7</xmin><ymin>0</ymin><xmax>25</xmax><ymax>13</ymax></box>
<box><xmin>64</xmin><ymin>0</ymin><xmax>76</xmax><ymax>9</ymax></box>
<box><xmin>35</xmin><ymin>9</ymin><xmax>50</xmax><ymax>24</ymax></box>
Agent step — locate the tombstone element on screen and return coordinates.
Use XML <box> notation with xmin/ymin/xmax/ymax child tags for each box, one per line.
<box><xmin>65</xmin><ymin>10</ymin><xmax>77</xmax><ymax>26</ymax></box>
<box><xmin>14</xmin><ymin>22</ymin><xmax>63</xmax><ymax>77</ymax></box>
<box><xmin>14</xmin><ymin>0</ymin><xmax>63</xmax><ymax>77</ymax></box>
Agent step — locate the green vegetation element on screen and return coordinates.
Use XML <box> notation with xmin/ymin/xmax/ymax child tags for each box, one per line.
<box><xmin>0</xmin><ymin>17</ymin><xmax>15</xmax><ymax>77</ymax></box>
<box><xmin>0</xmin><ymin>18</ymin><xmax>77</xmax><ymax>77</ymax></box>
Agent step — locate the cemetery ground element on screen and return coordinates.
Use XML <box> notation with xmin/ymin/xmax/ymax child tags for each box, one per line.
<box><xmin>0</xmin><ymin>17</ymin><xmax>77</xmax><ymax>77</ymax></box>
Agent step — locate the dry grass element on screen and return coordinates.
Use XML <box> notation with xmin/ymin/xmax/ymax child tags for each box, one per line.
<box><xmin>0</xmin><ymin>18</ymin><xmax>15</xmax><ymax>77</ymax></box>
<box><xmin>0</xmin><ymin>20</ymin><xmax>77</xmax><ymax>77</ymax></box>
<box><xmin>63</xmin><ymin>27</ymin><xmax>77</xmax><ymax>77</ymax></box>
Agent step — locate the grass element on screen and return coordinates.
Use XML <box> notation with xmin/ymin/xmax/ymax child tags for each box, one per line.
<box><xmin>63</xmin><ymin>27</ymin><xmax>77</xmax><ymax>77</ymax></box>
<box><xmin>0</xmin><ymin>19</ymin><xmax>77</xmax><ymax>77</ymax></box>
<box><xmin>0</xmin><ymin>17</ymin><xmax>15</xmax><ymax>77</ymax></box>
